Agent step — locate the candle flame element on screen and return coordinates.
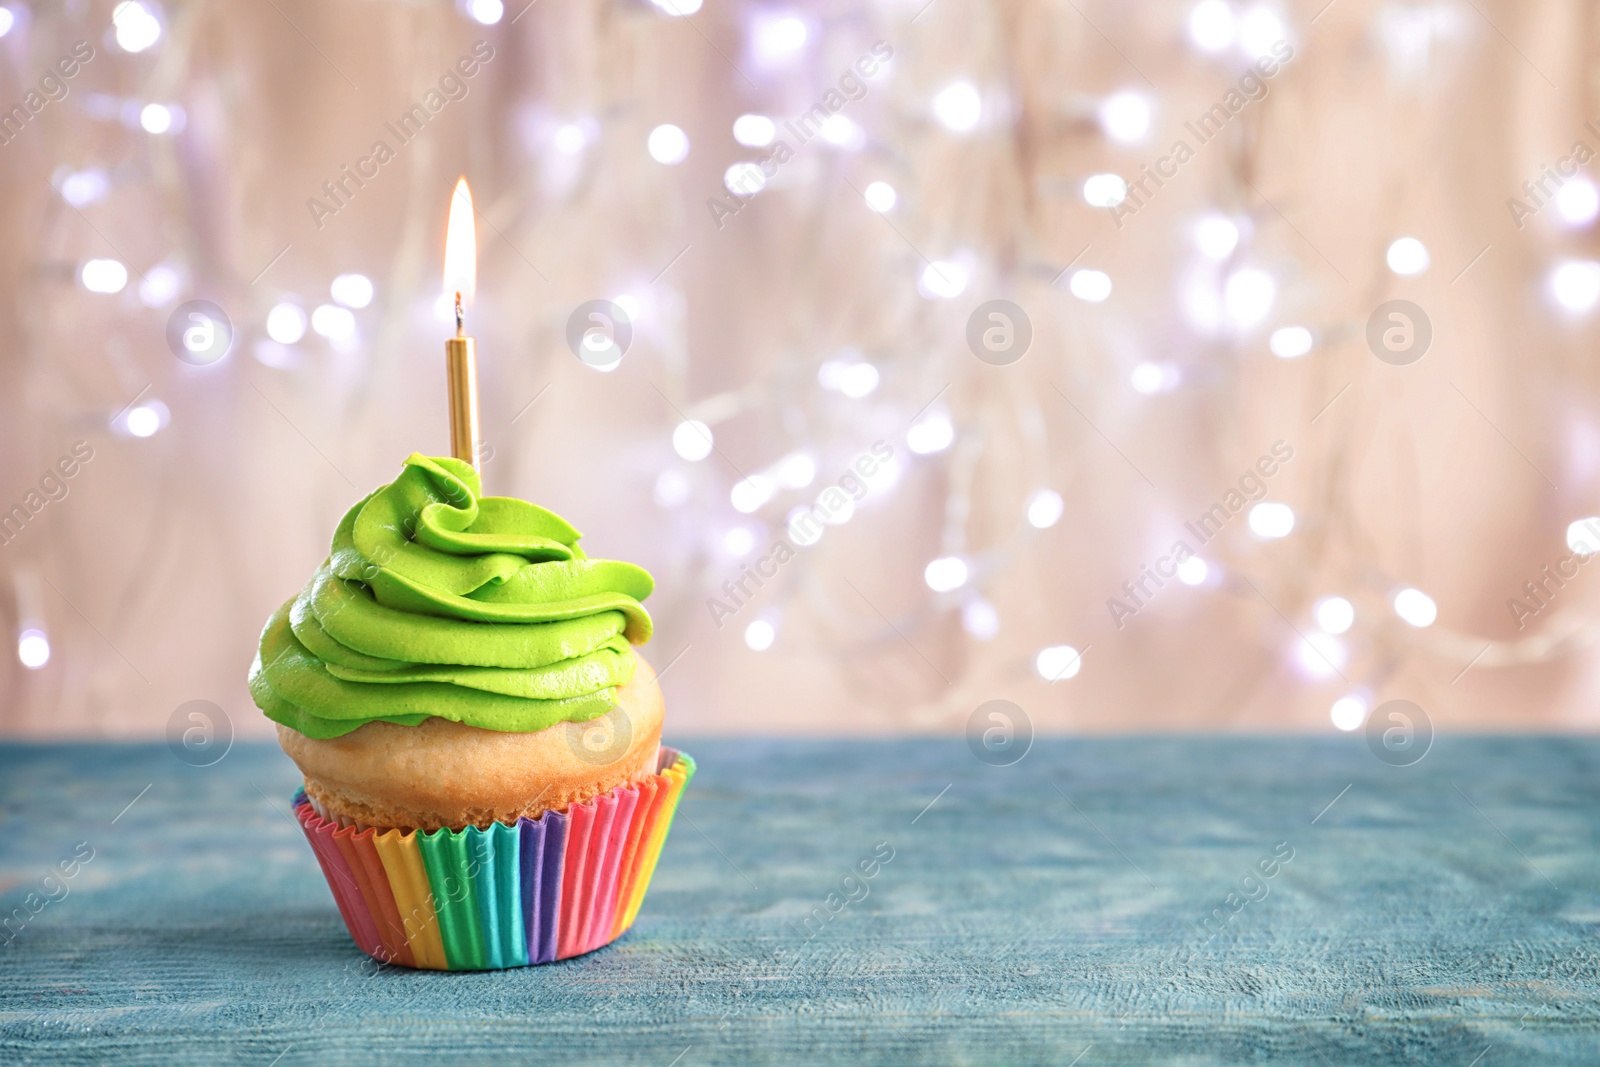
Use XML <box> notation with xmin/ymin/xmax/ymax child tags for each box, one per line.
<box><xmin>443</xmin><ymin>177</ymin><xmax>476</xmax><ymax>312</ymax></box>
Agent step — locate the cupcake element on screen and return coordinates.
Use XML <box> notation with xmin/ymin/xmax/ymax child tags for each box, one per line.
<box><xmin>250</xmin><ymin>453</ymin><xmax>692</xmax><ymax>969</ymax></box>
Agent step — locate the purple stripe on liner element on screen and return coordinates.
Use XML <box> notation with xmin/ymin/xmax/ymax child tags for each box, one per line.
<box><xmin>534</xmin><ymin>810</ymin><xmax>568</xmax><ymax>964</ymax></box>
<box><xmin>517</xmin><ymin>815</ymin><xmax>545</xmax><ymax>963</ymax></box>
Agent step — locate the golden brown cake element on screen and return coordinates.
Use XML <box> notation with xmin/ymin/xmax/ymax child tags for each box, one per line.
<box><xmin>279</xmin><ymin>650</ymin><xmax>664</xmax><ymax>831</ymax></box>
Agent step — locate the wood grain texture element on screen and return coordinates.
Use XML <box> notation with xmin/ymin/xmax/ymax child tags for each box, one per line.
<box><xmin>2</xmin><ymin>738</ymin><xmax>1598</xmax><ymax>1065</ymax></box>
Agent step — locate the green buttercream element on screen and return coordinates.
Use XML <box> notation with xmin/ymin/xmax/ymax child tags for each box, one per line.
<box><xmin>249</xmin><ymin>454</ymin><xmax>653</xmax><ymax>739</ymax></box>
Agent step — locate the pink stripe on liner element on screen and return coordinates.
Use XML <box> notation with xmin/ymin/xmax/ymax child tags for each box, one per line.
<box><xmin>296</xmin><ymin>802</ymin><xmax>385</xmax><ymax>959</ymax></box>
<box><xmin>342</xmin><ymin>826</ymin><xmax>415</xmax><ymax>968</ymax></box>
<box><xmin>328</xmin><ymin>828</ymin><xmax>388</xmax><ymax>958</ymax></box>
<box><xmin>557</xmin><ymin>800</ymin><xmax>596</xmax><ymax>960</ymax></box>
<box><xmin>571</xmin><ymin>792</ymin><xmax>617</xmax><ymax>954</ymax></box>
<box><xmin>585</xmin><ymin>785</ymin><xmax>639</xmax><ymax>954</ymax></box>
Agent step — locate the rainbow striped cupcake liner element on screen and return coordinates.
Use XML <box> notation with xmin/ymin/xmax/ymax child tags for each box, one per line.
<box><xmin>292</xmin><ymin>747</ymin><xmax>694</xmax><ymax>970</ymax></box>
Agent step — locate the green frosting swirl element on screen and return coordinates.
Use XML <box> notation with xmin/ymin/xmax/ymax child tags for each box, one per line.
<box><xmin>249</xmin><ymin>454</ymin><xmax>654</xmax><ymax>739</ymax></box>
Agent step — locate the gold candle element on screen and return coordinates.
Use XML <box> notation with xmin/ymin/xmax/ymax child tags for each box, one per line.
<box><xmin>443</xmin><ymin>177</ymin><xmax>480</xmax><ymax>470</ymax></box>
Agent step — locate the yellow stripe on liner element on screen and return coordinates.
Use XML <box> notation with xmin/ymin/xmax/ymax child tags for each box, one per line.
<box><xmin>373</xmin><ymin>828</ymin><xmax>449</xmax><ymax>970</ymax></box>
<box><xmin>621</xmin><ymin>758</ymin><xmax>692</xmax><ymax>930</ymax></box>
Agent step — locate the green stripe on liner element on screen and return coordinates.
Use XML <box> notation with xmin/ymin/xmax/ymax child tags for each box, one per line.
<box><xmin>495</xmin><ymin>822</ymin><xmax>529</xmax><ymax>967</ymax></box>
<box><xmin>419</xmin><ymin>828</ymin><xmax>487</xmax><ymax>971</ymax></box>
<box><xmin>466</xmin><ymin>823</ymin><xmax>527</xmax><ymax>969</ymax></box>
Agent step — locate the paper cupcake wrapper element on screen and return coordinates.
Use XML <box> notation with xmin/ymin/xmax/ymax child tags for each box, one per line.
<box><xmin>292</xmin><ymin>747</ymin><xmax>693</xmax><ymax>970</ymax></box>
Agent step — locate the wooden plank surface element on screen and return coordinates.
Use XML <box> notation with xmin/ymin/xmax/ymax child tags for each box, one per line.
<box><xmin>2</xmin><ymin>737</ymin><xmax>1598</xmax><ymax>1065</ymax></box>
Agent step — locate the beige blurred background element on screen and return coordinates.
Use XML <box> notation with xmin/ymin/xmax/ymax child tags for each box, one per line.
<box><xmin>2</xmin><ymin>0</ymin><xmax>1598</xmax><ymax>738</ymax></box>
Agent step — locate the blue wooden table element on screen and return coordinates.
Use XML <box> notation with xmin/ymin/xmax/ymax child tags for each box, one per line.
<box><xmin>2</xmin><ymin>737</ymin><xmax>1598</xmax><ymax>1065</ymax></box>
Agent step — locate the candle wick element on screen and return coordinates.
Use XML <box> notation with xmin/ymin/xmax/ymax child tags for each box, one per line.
<box><xmin>454</xmin><ymin>291</ymin><xmax>464</xmax><ymax>336</ymax></box>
